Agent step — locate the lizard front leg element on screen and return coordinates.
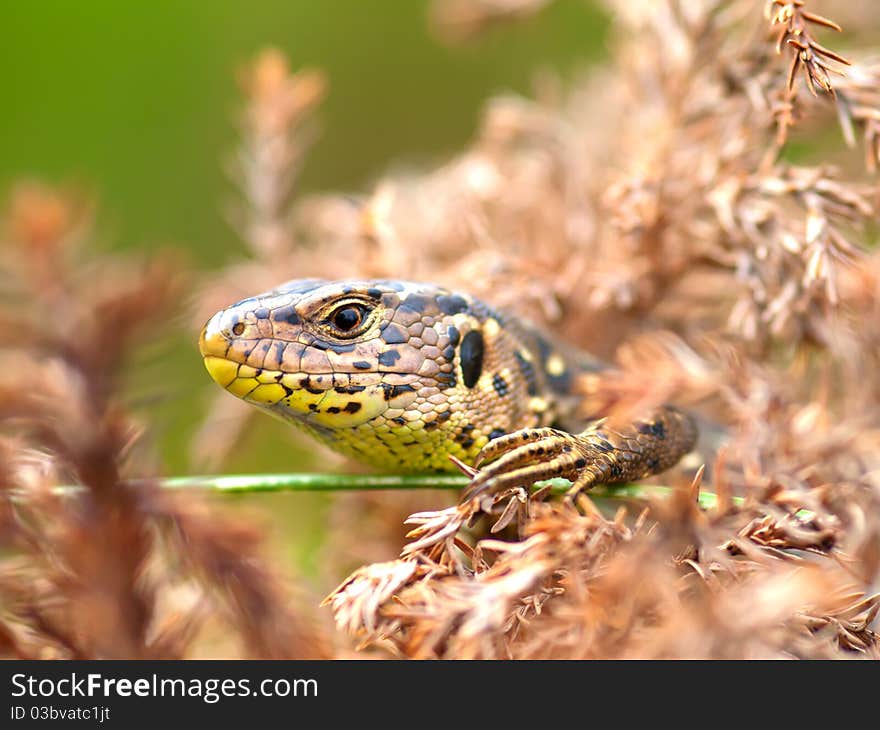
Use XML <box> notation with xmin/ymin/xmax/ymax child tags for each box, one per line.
<box><xmin>461</xmin><ymin>405</ymin><xmax>698</xmax><ymax>503</ymax></box>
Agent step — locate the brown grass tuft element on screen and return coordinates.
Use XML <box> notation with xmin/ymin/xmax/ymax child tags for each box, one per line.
<box><xmin>0</xmin><ymin>183</ymin><xmax>328</xmax><ymax>658</ymax></box>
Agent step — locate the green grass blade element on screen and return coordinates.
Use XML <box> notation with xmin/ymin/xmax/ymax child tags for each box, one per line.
<box><xmin>49</xmin><ymin>472</ymin><xmax>744</xmax><ymax>510</ymax></box>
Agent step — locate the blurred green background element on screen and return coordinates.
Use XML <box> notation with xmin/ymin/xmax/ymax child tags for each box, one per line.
<box><xmin>1</xmin><ymin>0</ymin><xmax>607</xmax><ymax>576</ymax></box>
<box><xmin>2</xmin><ymin>1</ymin><xmax>606</xmax><ymax>266</ymax></box>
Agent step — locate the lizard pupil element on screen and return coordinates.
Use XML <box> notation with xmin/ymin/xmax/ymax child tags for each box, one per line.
<box><xmin>332</xmin><ymin>306</ymin><xmax>363</xmax><ymax>332</ymax></box>
<box><xmin>459</xmin><ymin>330</ymin><xmax>484</xmax><ymax>389</ymax></box>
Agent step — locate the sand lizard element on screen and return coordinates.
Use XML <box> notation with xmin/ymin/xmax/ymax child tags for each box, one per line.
<box><xmin>199</xmin><ymin>279</ymin><xmax>697</xmax><ymax>501</ymax></box>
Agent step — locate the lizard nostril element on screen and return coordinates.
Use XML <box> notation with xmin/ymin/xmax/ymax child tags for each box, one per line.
<box><xmin>199</xmin><ymin>311</ymin><xmax>238</xmax><ymax>358</ymax></box>
<box><xmin>232</xmin><ymin>322</ymin><xmax>245</xmax><ymax>336</ymax></box>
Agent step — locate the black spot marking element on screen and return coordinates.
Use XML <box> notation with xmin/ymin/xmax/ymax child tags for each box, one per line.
<box><xmin>514</xmin><ymin>351</ymin><xmax>539</xmax><ymax>396</ymax></box>
<box><xmin>437</xmin><ymin>294</ymin><xmax>468</xmax><ymax>315</ymax></box>
<box><xmin>280</xmin><ymin>384</ymin><xmax>293</xmax><ymax>397</ymax></box>
<box><xmin>492</xmin><ymin>373</ymin><xmax>509</xmax><ymax>397</ymax></box>
<box><xmin>381</xmin><ymin>383</ymin><xmax>415</xmax><ymax>401</ymax></box>
<box><xmin>459</xmin><ymin>330</ymin><xmax>484</xmax><ymax>389</ymax></box>
<box><xmin>366</xmin><ymin>287</ymin><xmax>383</xmax><ymax>300</ymax></box>
<box><xmin>308</xmin><ymin>403</ymin><xmax>318</xmax><ymax>411</ymax></box>
<box><xmin>425</xmin><ymin>420</ymin><xmax>440</xmax><ymax>431</ymax></box>
<box><xmin>327</xmin><ymin>406</ymin><xmax>341</xmax><ymax>414</ymax></box>
<box><xmin>254</xmin><ymin>307</ymin><xmax>270</xmax><ymax>319</ymax></box>
<box><xmin>534</xmin><ymin>336</ymin><xmax>554</xmax><ymax>364</ymax></box>
<box><xmin>446</xmin><ymin>325</ymin><xmax>461</xmax><ymax>347</ymax></box>
<box><xmin>335</xmin><ymin>384</ymin><xmax>366</xmax><ymax>394</ymax></box>
<box><xmin>392</xmin><ymin>416</ymin><xmax>406</xmax><ymax>426</ymax></box>
<box><xmin>344</xmin><ymin>402</ymin><xmax>362</xmax><ymax>414</ymax></box>
<box><xmin>378</xmin><ymin>349</ymin><xmax>402</xmax><ymax>367</ymax></box>
<box><xmin>546</xmin><ymin>368</ymin><xmax>573</xmax><ymax>396</ymax></box>
<box><xmin>637</xmin><ymin>421</ymin><xmax>666</xmax><ymax>440</ymax></box>
<box><xmin>400</xmin><ymin>293</ymin><xmax>431</xmax><ymax>313</ymax></box>
<box><xmin>273</xmin><ymin>304</ymin><xmax>300</xmax><ymax>325</ymax></box>
<box><xmin>442</xmin><ymin>345</ymin><xmax>456</xmax><ymax>362</ymax></box>
<box><xmin>311</xmin><ymin>339</ymin><xmax>356</xmax><ymax>353</ymax></box>
<box><xmin>647</xmin><ymin>457</ymin><xmax>660</xmax><ymax>471</ymax></box>
<box><xmin>381</xmin><ymin>324</ymin><xmax>408</xmax><ymax>345</ymax></box>
<box><xmin>489</xmin><ymin>429</ymin><xmax>505</xmax><ymax>440</ymax></box>
<box><xmin>460</xmin><ymin>437</ymin><xmax>475</xmax><ymax>449</ymax></box>
<box><xmin>610</xmin><ymin>463</ymin><xmax>623</xmax><ymax>479</ymax></box>
<box><xmin>437</xmin><ymin>410</ymin><xmax>452</xmax><ymax>423</ymax></box>
<box><xmin>397</xmin><ymin>303</ymin><xmax>423</xmax><ymax>319</ymax></box>
<box><xmin>299</xmin><ymin>378</ymin><xmax>323</xmax><ymax>395</ymax></box>
<box><xmin>462</xmin><ymin>423</ymin><xmax>475</xmax><ymax>433</ymax></box>
<box><xmin>436</xmin><ymin>372</ymin><xmax>457</xmax><ymax>389</ymax></box>
<box><xmin>595</xmin><ymin>440</ymin><xmax>614</xmax><ymax>453</ymax></box>
<box><xmin>353</xmin><ymin>360</ymin><xmax>371</xmax><ymax>370</ymax></box>
<box><xmin>574</xmin><ymin>458</ymin><xmax>587</xmax><ymax>469</ymax></box>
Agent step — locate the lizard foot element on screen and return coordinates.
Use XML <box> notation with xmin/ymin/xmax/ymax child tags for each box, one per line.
<box><xmin>461</xmin><ymin>426</ymin><xmax>603</xmax><ymax>502</ymax></box>
<box><xmin>462</xmin><ymin>407</ymin><xmax>698</xmax><ymax>504</ymax></box>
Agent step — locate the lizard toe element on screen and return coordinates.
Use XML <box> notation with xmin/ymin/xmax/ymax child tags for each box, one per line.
<box><xmin>474</xmin><ymin>427</ymin><xmax>565</xmax><ymax>468</ymax></box>
<box><xmin>463</xmin><ymin>431</ymin><xmax>586</xmax><ymax>500</ymax></box>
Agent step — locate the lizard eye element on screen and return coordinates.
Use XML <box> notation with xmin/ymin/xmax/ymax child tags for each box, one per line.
<box><xmin>327</xmin><ymin>303</ymin><xmax>370</xmax><ymax>336</ymax></box>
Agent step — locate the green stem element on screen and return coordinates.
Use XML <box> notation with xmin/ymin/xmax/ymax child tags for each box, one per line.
<box><xmin>157</xmin><ymin>472</ymin><xmax>471</xmax><ymax>493</ymax></box>
<box><xmin>54</xmin><ymin>473</ymin><xmax>742</xmax><ymax>510</ymax></box>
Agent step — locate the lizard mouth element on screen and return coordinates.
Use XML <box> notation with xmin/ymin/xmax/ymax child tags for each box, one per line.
<box><xmin>199</xmin><ymin>316</ymin><xmax>424</xmax><ymax>428</ymax></box>
<box><xmin>201</xmin><ymin>352</ymin><xmax>420</xmax><ymax>429</ymax></box>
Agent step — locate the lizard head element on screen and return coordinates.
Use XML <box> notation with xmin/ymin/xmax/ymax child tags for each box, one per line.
<box><xmin>199</xmin><ymin>278</ymin><xmax>527</xmax><ymax>471</ymax></box>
